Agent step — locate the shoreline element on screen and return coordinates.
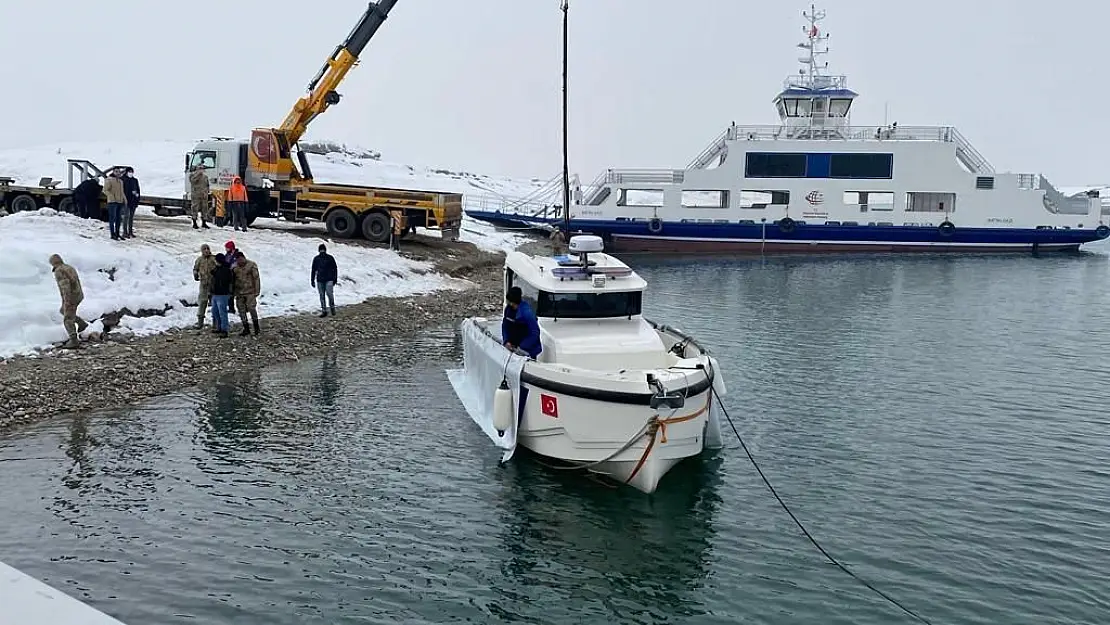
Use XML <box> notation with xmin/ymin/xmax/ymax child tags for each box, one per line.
<box><xmin>0</xmin><ymin>237</ymin><xmax>518</xmax><ymax>431</ymax></box>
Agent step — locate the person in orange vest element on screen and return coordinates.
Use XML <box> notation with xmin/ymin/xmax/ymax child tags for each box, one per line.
<box><xmin>228</xmin><ymin>176</ymin><xmax>250</xmax><ymax>232</ymax></box>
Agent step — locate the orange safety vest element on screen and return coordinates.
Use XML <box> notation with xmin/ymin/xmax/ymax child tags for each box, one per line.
<box><xmin>228</xmin><ymin>179</ymin><xmax>248</xmax><ymax>202</ymax></box>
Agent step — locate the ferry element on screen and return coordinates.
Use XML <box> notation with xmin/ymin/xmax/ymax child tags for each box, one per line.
<box><xmin>467</xmin><ymin>5</ymin><xmax>1108</xmax><ymax>254</ymax></box>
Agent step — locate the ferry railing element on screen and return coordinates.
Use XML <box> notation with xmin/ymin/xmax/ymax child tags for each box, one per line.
<box><xmin>604</xmin><ymin>169</ymin><xmax>685</xmax><ymax>185</ymax></box>
<box><xmin>683</xmin><ymin>123</ymin><xmax>996</xmax><ymax>172</ymax></box>
<box><xmin>465</xmin><ymin>192</ymin><xmax>562</xmax><ymax>220</ymax></box>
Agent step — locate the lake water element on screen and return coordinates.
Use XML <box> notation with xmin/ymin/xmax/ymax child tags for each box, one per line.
<box><xmin>2</xmin><ymin>250</ymin><xmax>1109</xmax><ymax>624</ymax></box>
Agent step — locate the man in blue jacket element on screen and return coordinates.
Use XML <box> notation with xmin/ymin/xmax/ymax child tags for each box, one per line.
<box><xmin>502</xmin><ymin>286</ymin><xmax>542</xmax><ymax>359</ymax></box>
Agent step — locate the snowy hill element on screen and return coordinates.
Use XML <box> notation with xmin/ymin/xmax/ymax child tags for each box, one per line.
<box><xmin>0</xmin><ymin>140</ymin><xmax>549</xmax><ymax>359</ymax></box>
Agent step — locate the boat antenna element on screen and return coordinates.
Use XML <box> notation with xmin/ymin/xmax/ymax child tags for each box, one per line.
<box><xmin>796</xmin><ymin>4</ymin><xmax>830</xmax><ymax>86</ymax></box>
<box><xmin>560</xmin><ymin>0</ymin><xmax>571</xmax><ymax>244</ymax></box>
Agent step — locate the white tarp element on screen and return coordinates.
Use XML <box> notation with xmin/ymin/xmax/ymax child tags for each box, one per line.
<box><xmin>0</xmin><ymin>560</ymin><xmax>128</xmax><ymax>625</ymax></box>
<box><xmin>447</xmin><ymin>317</ymin><xmax>528</xmax><ymax>463</ymax></box>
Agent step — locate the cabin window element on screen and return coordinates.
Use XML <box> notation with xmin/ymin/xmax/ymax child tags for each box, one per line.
<box><xmin>812</xmin><ymin>98</ymin><xmax>827</xmax><ymax>114</ymax></box>
<box><xmin>537</xmin><ymin>290</ymin><xmax>643</xmax><ymax>319</ymax></box>
<box><xmin>505</xmin><ymin>270</ymin><xmax>541</xmax><ymax>310</ymax></box>
<box><xmin>844</xmin><ymin>191</ymin><xmax>895</xmax><ymax>212</ymax></box>
<box><xmin>616</xmin><ymin>188</ymin><xmax>664</xmax><ymax>207</ymax></box>
<box><xmin>739</xmin><ymin>190</ymin><xmax>790</xmax><ymax>208</ymax></box>
<box><xmin>681</xmin><ymin>190</ymin><xmax>729</xmax><ymax>208</ymax></box>
<box><xmin>829</xmin><ymin>98</ymin><xmax>852</xmax><ymax>117</ymax></box>
<box><xmin>745</xmin><ymin>153</ymin><xmax>807</xmax><ymax>178</ymax></box>
<box><xmin>829</xmin><ymin>153</ymin><xmax>893</xmax><ymax>179</ymax></box>
<box><xmin>783</xmin><ymin>99</ymin><xmax>799</xmax><ymax>117</ymax></box>
<box><xmin>905</xmin><ymin>192</ymin><xmax>956</xmax><ymax>213</ymax></box>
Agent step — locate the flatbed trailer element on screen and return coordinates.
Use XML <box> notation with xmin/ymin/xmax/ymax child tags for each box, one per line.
<box><xmin>0</xmin><ymin>159</ymin><xmax>189</xmax><ymax>219</ymax></box>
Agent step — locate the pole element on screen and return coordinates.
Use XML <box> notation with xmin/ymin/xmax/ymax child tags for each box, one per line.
<box><xmin>561</xmin><ymin>0</ymin><xmax>571</xmax><ymax>243</ymax></box>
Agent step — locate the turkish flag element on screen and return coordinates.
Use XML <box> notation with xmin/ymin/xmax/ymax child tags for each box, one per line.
<box><xmin>540</xmin><ymin>394</ymin><xmax>559</xmax><ymax>418</ymax></box>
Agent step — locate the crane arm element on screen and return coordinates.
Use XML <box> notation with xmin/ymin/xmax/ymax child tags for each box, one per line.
<box><xmin>277</xmin><ymin>0</ymin><xmax>399</xmax><ymax>145</ymax></box>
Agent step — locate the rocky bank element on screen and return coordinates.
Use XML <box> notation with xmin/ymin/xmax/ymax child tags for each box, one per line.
<box><xmin>0</xmin><ymin>236</ymin><xmax>516</xmax><ymax>431</ymax></box>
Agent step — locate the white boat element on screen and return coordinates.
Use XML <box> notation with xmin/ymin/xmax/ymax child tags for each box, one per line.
<box><xmin>447</xmin><ymin>235</ymin><xmax>726</xmax><ymax>494</ymax></box>
<box><xmin>467</xmin><ymin>4</ymin><xmax>1108</xmax><ymax>255</ymax></box>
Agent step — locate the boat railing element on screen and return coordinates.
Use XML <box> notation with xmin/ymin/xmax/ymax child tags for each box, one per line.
<box><xmin>681</xmin><ymin>124</ymin><xmax>994</xmax><ymax>173</ymax></box>
<box><xmin>466</xmin><ymin>192</ymin><xmax>563</xmax><ymax>219</ymax></box>
<box><xmin>604</xmin><ymin>169</ymin><xmax>686</xmax><ymax>185</ymax></box>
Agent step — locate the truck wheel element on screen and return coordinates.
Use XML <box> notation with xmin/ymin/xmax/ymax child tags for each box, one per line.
<box><xmin>8</xmin><ymin>194</ymin><xmax>37</xmax><ymax>213</ymax></box>
<box><xmin>361</xmin><ymin>211</ymin><xmax>391</xmax><ymax>243</ymax></box>
<box><xmin>56</xmin><ymin>197</ymin><xmax>75</xmax><ymax>214</ymax></box>
<box><xmin>325</xmin><ymin>207</ymin><xmax>358</xmax><ymax>238</ymax></box>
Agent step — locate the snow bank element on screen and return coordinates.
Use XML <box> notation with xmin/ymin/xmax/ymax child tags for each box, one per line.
<box><xmin>0</xmin><ymin>209</ymin><xmax>463</xmax><ymax>359</ymax></box>
<box><xmin>0</xmin><ymin>139</ymin><xmax>546</xmax><ymax>253</ymax></box>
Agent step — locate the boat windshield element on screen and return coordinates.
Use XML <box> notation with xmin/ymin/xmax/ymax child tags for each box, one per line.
<box><xmin>537</xmin><ymin>290</ymin><xmax>643</xmax><ymax>319</ymax></box>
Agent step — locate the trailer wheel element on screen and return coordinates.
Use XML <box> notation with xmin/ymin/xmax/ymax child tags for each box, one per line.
<box><xmin>361</xmin><ymin>211</ymin><xmax>391</xmax><ymax>243</ymax></box>
<box><xmin>8</xmin><ymin>194</ymin><xmax>38</xmax><ymax>213</ymax></box>
<box><xmin>325</xmin><ymin>207</ymin><xmax>358</xmax><ymax>238</ymax></box>
<box><xmin>56</xmin><ymin>197</ymin><xmax>75</xmax><ymax>214</ymax></box>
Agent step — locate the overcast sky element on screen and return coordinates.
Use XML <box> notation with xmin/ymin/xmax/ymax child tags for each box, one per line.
<box><xmin>1</xmin><ymin>1</ymin><xmax>1106</xmax><ymax>185</ymax></box>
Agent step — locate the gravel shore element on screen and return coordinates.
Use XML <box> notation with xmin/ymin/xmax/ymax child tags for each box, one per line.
<box><xmin>0</xmin><ymin>235</ymin><xmax>515</xmax><ymax>431</ymax></box>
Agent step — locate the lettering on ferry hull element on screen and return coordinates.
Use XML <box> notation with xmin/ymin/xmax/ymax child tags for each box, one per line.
<box><xmin>987</xmin><ymin>218</ymin><xmax>1014</xmax><ymax>224</ymax></box>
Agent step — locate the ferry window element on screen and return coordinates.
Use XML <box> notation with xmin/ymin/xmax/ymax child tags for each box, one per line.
<box><xmin>813</xmin><ymin>98</ymin><xmax>827</xmax><ymax>114</ymax></box>
<box><xmin>681</xmin><ymin>190</ymin><xmax>729</xmax><ymax>208</ymax></box>
<box><xmin>537</xmin><ymin>290</ymin><xmax>643</xmax><ymax>319</ymax></box>
<box><xmin>783</xmin><ymin>99</ymin><xmax>799</xmax><ymax>117</ymax></box>
<box><xmin>745</xmin><ymin>153</ymin><xmax>807</xmax><ymax>178</ymax></box>
<box><xmin>844</xmin><ymin>191</ymin><xmax>895</xmax><ymax>211</ymax></box>
<box><xmin>796</xmin><ymin>99</ymin><xmax>812</xmax><ymax>117</ymax></box>
<box><xmin>739</xmin><ymin>190</ymin><xmax>789</xmax><ymax>208</ymax></box>
<box><xmin>830</xmin><ymin>99</ymin><xmax>852</xmax><ymax>117</ymax></box>
<box><xmin>829</xmin><ymin>153</ymin><xmax>893</xmax><ymax>179</ymax></box>
<box><xmin>617</xmin><ymin>188</ymin><xmax>664</xmax><ymax>207</ymax></box>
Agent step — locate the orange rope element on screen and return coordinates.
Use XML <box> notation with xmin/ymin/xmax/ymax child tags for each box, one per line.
<box><xmin>624</xmin><ymin>392</ymin><xmax>713</xmax><ymax>484</ymax></box>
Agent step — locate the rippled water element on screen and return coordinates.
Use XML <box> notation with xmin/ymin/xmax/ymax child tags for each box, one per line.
<box><xmin>2</xmin><ymin>250</ymin><xmax>1110</xmax><ymax>624</ymax></box>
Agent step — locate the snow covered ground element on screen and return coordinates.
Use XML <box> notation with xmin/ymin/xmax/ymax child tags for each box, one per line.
<box><xmin>0</xmin><ymin>139</ymin><xmax>550</xmax><ymax>359</ymax></box>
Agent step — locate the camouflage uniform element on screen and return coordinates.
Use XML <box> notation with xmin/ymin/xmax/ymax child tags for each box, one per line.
<box><xmin>50</xmin><ymin>254</ymin><xmax>88</xmax><ymax>348</ymax></box>
<box><xmin>232</xmin><ymin>257</ymin><xmax>261</xmax><ymax>335</ymax></box>
<box><xmin>192</xmin><ymin>245</ymin><xmax>218</xmax><ymax>328</ymax></box>
<box><xmin>187</xmin><ymin>168</ymin><xmax>211</xmax><ymax>227</ymax></box>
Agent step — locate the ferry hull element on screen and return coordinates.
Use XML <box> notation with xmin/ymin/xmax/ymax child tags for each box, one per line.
<box><xmin>607</xmin><ymin>236</ymin><xmax>1083</xmax><ymax>255</ymax></box>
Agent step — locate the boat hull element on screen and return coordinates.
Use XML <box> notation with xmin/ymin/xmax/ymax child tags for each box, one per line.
<box><xmin>464</xmin><ymin>211</ymin><xmax>1106</xmax><ymax>254</ymax></box>
<box><xmin>515</xmin><ymin>374</ymin><xmax>715</xmax><ymax>494</ymax></box>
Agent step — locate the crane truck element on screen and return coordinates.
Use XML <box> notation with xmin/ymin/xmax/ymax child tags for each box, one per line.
<box><xmin>185</xmin><ymin>0</ymin><xmax>462</xmax><ymax>243</ymax></box>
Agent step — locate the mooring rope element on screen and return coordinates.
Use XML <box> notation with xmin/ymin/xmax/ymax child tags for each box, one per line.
<box><xmin>710</xmin><ymin>385</ymin><xmax>934</xmax><ymax>624</ymax></box>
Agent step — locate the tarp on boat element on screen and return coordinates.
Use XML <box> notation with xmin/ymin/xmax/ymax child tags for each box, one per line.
<box><xmin>447</xmin><ymin>317</ymin><xmax>528</xmax><ymax>463</ymax></box>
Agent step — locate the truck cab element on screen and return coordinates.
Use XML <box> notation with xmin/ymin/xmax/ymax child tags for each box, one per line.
<box><xmin>184</xmin><ymin>139</ymin><xmax>249</xmax><ymax>196</ymax></box>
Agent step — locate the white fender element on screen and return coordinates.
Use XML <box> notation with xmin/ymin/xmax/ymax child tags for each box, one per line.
<box><xmin>492</xmin><ymin>380</ymin><xmax>514</xmax><ymax>435</ymax></box>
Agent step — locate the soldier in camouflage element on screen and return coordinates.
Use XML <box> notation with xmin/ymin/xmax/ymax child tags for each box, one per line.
<box><xmin>231</xmin><ymin>250</ymin><xmax>261</xmax><ymax>336</ymax></box>
<box><xmin>192</xmin><ymin>244</ymin><xmax>218</xmax><ymax>329</ymax></box>
<box><xmin>187</xmin><ymin>165</ymin><xmax>211</xmax><ymax>230</ymax></box>
<box><xmin>49</xmin><ymin>254</ymin><xmax>88</xmax><ymax>349</ymax></box>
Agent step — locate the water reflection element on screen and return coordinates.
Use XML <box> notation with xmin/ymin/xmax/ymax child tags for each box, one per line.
<box><xmin>494</xmin><ymin>452</ymin><xmax>723</xmax><ymax>623</ymax></box>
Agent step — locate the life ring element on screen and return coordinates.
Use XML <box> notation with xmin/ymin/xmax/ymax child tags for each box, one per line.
<box><xmin>648</xmin><ymin>217</ymin><xmax>663</xmax><ymax>234</ymax></box>
<box><xmin>778</xmin><ymin>217</ymin><xmax>796</xmax><ymax>234</ymax></box>
<box><xmin>938</xmin><ymin>221</ymin><xmax>955</xmax><ymax>236</ymax></box>
<box><xmin>1096</xmin><ymin>225</ymin><xmax>1110</xmax><ymax>239</ymax></box>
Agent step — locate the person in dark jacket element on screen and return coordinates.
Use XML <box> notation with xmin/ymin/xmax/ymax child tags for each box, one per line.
<box><xmin>121</xmin><ymin>167</ymin><xmax>141</xmax><ymax>238</ymax></box>
<box><xmin>209</xmin><ymin>253</ymin><xmax>235</xmax><ymax>337</ymax></box>
<box><xmin>501</xmin><ymin>286</ymin><xmax>542</xmax><ymax>359</ymax></box>
<box><xmin>71</xmin><ymin>178</ymin><xmax>102</xmax><ymax>219</ymax></box>
<box><xmin>310</xmin><ymin>243</ymin><xmax>338</xmax><ymax>317</ymax></box>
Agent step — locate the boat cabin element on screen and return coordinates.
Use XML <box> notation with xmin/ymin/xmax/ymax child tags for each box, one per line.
<box><xmin>501</xmin><ymin>236</ymin><xmax>671</xmax><ymax>369</ymax></box>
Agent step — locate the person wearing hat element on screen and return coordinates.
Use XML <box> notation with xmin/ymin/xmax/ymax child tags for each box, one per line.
<box><xmin>310</xmin><ymin>243</ymin><xmax>338</xmax><ymax>317</ymax></box>
<box><xmin>192</xmin><ymin>243</ymin><xmax>217</xmax><ymax>329</ymax></box>
<box><xmin>231</xmin><ymin>249</ymin><xmax>261</xmax><ymax>336</ymax></box>
<box><xmin>50</xmin><ymin>254</ymin><xmax>88</xmax><ymax>349</ymax></box>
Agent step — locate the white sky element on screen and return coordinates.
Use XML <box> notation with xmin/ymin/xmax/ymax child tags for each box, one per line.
<box><xmin>1</xmin><ymin>1</ymin><xmax>1106</xmax><ymax>185</ymax></box>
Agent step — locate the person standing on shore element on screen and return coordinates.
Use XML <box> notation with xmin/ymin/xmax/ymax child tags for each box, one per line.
<box><xmin>188</xmin><ymin>165</ymin><xmax>211</xmax><ymax>230</ymax></box>
<box><xmin>49</xmin><ymin>254</ymin><xmax>88</xmax><ymax>349</ymax></box>
<box><xmin>103</xmin><ymin>169</ymin><xmax>126</xmax><ymax>241</ymax></box>
<box><xmin>232</xmin><ymin>250</ymin><xmax>261</xmax><ymax>336</ymax></box>
<box><xmin>227</xmin><ymin>176</ymin><xmax>249</xmax><ymax>232</ymax></box>
<box><xmin>121</xmin><ymin>167</ymin><xmax>141</xmax><ymax>239</ymax></box>
<box><xmin>310</xmin><ymin>243</ymin><xmax>338</xmax><ymax>318</ymax></box>
<box><xmin>72</xmin><ymin>177</ymin><xmax>101</xmax><ymax>219</ymax></box>
<box><xmin>192</xmin><ymin>244</ymin><xmax>217</xmax><ymax>329</ymax></box>
<box><xmin>224</xmin><ymin>240</ymin><xmax>239</xmax><ymax>313</ymax></box>
<box><xmin>209</xmin><ymin>253</ymin><xmax>234</xmax><ymax>338</ymax></box>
